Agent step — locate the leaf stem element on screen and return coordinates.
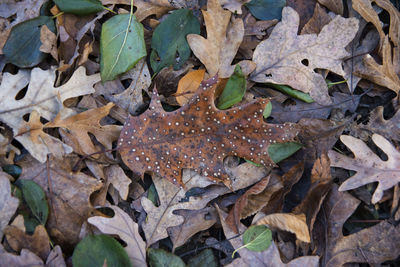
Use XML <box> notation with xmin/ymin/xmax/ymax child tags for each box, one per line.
<box><xmin>52</xmin><ymin>12</ymin><xmax>64</xmax><ymax>19</ymax></box>
<box><xmin>103</xmin><ymin>6</ymin><xmax>117</xmax><ymax>14</ymax></box>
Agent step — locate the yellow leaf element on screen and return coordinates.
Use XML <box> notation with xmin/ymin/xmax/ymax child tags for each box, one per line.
<box><xmin>175</xmin><ymin>69</ymin><xmax>205</xmax><ymax>106</ymax></box>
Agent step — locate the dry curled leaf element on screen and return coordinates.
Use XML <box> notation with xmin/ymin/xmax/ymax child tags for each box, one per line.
<box><xmin>117</xmin><ymin>76</ymin><xmax>297</xmax><ymax>187</ymax></box>
<box><xmin>256</xmin><ymin>213</ymin><xmax>310</xmax><ymax>243</ymax></box>
<box><xmin>175</xmin><ymin>69</ymin><xmax>205</xmax><ymax>106</ymax></box>
<box><xmin>45</xmin><ymin>103</ymin><xmax>121</xmax><ymax>157</ymax></box>
<box><xmin>0</xmin><ymin>172</ymin><xmax>19</xmax><ymax>241</ymax></box>
<box><xmin>251</xmin><ymin>7</ymin><xmax>358</xmax><ymax>104</ymax></box>
<box><xmin>39</xmin><ymin>25</ymin><xmax>58</xmax><ymax>61</ymax></box>
<box><xmin>187</xmin><ymin>0</ymin><xmax>244</xmax><ymax>78</ymax></box>
<box><xmin>329</xmin><ymin>134</ymin><xmax>400</xmax><ymax>204</ymax></box>
<box><xmin>0</xmin><ymin>249</ymin><xmax>44</xmax><ymax>267</ymax></box>
<box><xmin>88</xmin><ymin>205</ymin><xmax>146</xmax><ymax>267</ymax></box>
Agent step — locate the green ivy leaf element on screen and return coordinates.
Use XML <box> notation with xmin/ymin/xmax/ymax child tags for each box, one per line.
<box><xmin>72</xmin><ymin>235</ymin><xmax>132</xmax><ymax>267</ymax></box>
<box><xmin>53</xmin><ymin>0</ymin><xmax>104</xmax><ymax>16</ymax></box>
<box><xmin>267</xmin><ymin>83</ymin><xmax>314</xmax><ymax>103</ymax></box>
<box><xmin>232</xmin><ymin>225</ymin><xmax>272</xmax><ymax>257</ymax></box>
<box><xmin>217</xmin><ymin>65</ymin><xmax>246</xmax><ymax>110</ymax></box>
<box><xmin>187</xmin><ymin>249</ymin><xmax>218</xmax><ymax>267</ymax></box>
<box><xmin>15</xmin><ymin>180</ymin><xmax>48</xmax><ymax>226</ymax></box>
<box><xmin>268</xmin><ymin>142</ymin><xmax>302</xmax><ymax>163</ymax></box>
<box><xmin>148</xmin><ymin>248</ymin><xmax>185</xmax><ymax>267</ymax></box>
<box><xmin>3</xmin><ymin>16</ymin><xmax>56</xmax><ymax>68</ymax></box>
<box><xmin>245</xmin><ymin>0</ymin><xmax>286</xmax><ymax>20</ymax></box>
<box><xmin>150</xmin><ymin>9</ymin><xmax>200</xmax><ymax>74</ymax></box>
<box><xmin>100</xmin><ymin>14</ymin><xmax>146</xmax><ymax>82</ymax></box>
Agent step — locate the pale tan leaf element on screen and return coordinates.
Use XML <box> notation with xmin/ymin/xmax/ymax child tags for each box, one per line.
<box><xmin>328</xmin><ymin>134</ymin><xmax>400</xmax><ymax>204</ymax></box>
<box><xmin>354</xmin><ymin>36</ymin><xmax>400</xmax><ymax>94</ymax></box>
<box><xmin>0</xmin><ymin>172</ymin><xmax>19</xmax><ymax>241</ymax></box>
<box><xmin>104</xmin><ymin>165</ymin><xmax>131</xmax><ymax>200</ymax></box>
<box><xmin>251</xmin><ymin>7</ymin><xmax>358</xmax><ymax>105</ymax></box>
<box><xmin>0</xmin><ymin>249</ymin><xmax>44</xmax><ymax>267</ymax></box>
<box><xmin>88</xmin><ymin>205</ymin><xmax>146</xmax><ymax>267</ymax></box>
<box><xmin>46</xmin><ymin>245</ymin><xmax>66</xmax><ymax>267</ymax></box>
<box><xmin>0</xmin><ymin>67</ymin><xmax>100</xmax><ymax>162</ymax></box>
<box><xmin>187</xmin><ymin>0</ymin><xmax>244</xmax><ymax>78</ymax></box>
<box><xmin>45</xmin><ymin>103</ymin><xmax>121</xmax><ymax>157</ymax></box>
<box><xmin>256</xmin><ymin>213</ymin><xmax>310</xmax><ymax>243</ymax></box>
<box><xmin>219</xmin><ymin>0</ymin><xmax>250</xmax><ymax>14</ymax></box>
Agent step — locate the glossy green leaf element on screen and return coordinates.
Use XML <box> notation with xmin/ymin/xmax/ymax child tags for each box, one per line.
<box><xmin>263</xmin><ymin>102</ymin><xmax>272</xmax><ymax>118</ymax></box>
<box><xmin>148</xmin><ymin>248</ymin><xmax>185</xmax><ymax>267</ymax></box>
<box><xmin>187</xmin><ymin>249</ymin><xmax>217</xmax><ymax>267</ymax></box>
<box><xmin>150</xmin><ymin>9</ymin><xmax>200</xmax><ymax>73</ymax></box>
<box><xmin>100</xmin><ymin>14</ymin><xmax>146</xmax><ymax>82</ymax></box>
<box><xmin>15</xmin><ymin>180</ymin><xmax>48</xmax><ymax>225</ymax></box>
<box><xmin>268</xmin><ymin>142</ymin><xmax>302</xmax><ymax>163</ymax></box>
<box><xmin>245</xmin><ymin>0</ymin><xmax>286</xmax><ymax>20</ymax></box>
<box><xmin>72</xmin><ymin>235</ymin><xmax>132</xmax><ymax>267</ymax></box>
<box><xmin>217</xmin><ymin>65</ymin><xmax>246</xmax><ymax>110</ymax></box>
<box><xmin>232</xmin><ymin>225</ymin><xmax>272</xmax><ymax>257</ymax></box>
<box><xmin>54</xmin><ymin>0</ymin><xmax>104</xmax><ymax>15</ymax></box>
<box><xmin>267</xmin><ymin>83</ymin><xmax>314</xmax><ymax>103</ymax></box>
<box><xmin>3</xmin><ymin>16</ymin><xmax>56</xmax><ymax>68</ymax></box>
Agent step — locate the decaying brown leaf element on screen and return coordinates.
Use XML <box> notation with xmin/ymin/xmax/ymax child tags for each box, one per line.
<box><xmin>4</xmin><ymin>225</ymin><xmax>50</xmax><ymax>260</ymax></box>
<box><xmin>256</xmin><ymin>213</ymin><xmax>310</xmax><ymax>243</ymax></box>
<box><xmin>0</xmin><ymin>249</ymin><xmax>44</xmax><ymax>267</ymax></box>
<box><xmin>118</xmin><ymin>76</ymin><xmax>297</xmax><ymax>187</ymax></box>
<box><xmin>175</xmin><ymin>69</ymin><xmax>205</xmax><ymax>106</ymax></box>
<box><xmin>39</xmin><ymin>25</ymin><xmax>58</xmax><ymax>61</ymax></box>
<box><xmin>88</xmin><ymin>205</ymin><xmax>146</xmax><ymax>267</ymax></box>
<box><xmin>318</xmin><ymin>0</ymin><xmax>343</xmax><ymax>15</ymax></box>
<box><xmin>329</xmin><ymin>134</ymin><xmax>400</xmax><ymax>204</ymax></box>
<box><xmin>219</xmin><ymin>0</ymin><xmax>250</xmax><ymax>14</ymax></box>
<box><xmin>18</xmin><ymin>156</ymin><xmax>103</xmax><ymax>247</ymax></box>
<box><xmin>251</xmin><ymin>7</ymin><xmax>358</xmax><ymax>104</ymax></box>
<box><xmin>301</xmin><ymin>3</ymin><xmax>332</xmax><ymax>34</ymax></box>
<box><xmin>187</xmin><ymin>0</ymin><xmax>245</xmax><ymax>78</ymax></box>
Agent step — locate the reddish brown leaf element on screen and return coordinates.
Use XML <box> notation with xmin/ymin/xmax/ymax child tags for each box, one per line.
<box><xmin>117</xmin><ymin>77</ymin><xmax>298</xmax><ymax>187</ymax></box>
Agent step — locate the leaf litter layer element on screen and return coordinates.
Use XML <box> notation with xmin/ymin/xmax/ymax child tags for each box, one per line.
<box><xmin>1</xmin><ymin>0</ymin><xmax>400</xmax><ymax>266</ymax></box>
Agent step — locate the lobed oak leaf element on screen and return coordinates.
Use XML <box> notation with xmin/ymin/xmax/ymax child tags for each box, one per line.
<box><xmin>117</xmin><ymin>76</ymin><xmax>298</xmax><ymax>187</ymax></box>
<box><xmin>328</xmin><ymin>134</ymin><xmax>400</xmax><ymax>204</ymax></box>
<box><xmin>45</xmin><ymin>103</ymin><xmax>121</xmax><ymax>157</ymax></box>
<box><xmin>88</xmin><ymin>205</ymin><xmax>146</xmax><ymax>267</ymax></box>
<box><xmin>250</xmin><ymin>7</ymin><xmax>359</xmax><ymax>105</ymax></box>
<box><xmin>0</xmin><ymin>249</ymin><xmax>44</xmax><ymax>267</ymax></box>
<box><xmin>187</xmin><ymin>0</ymin><xmax>245</xmax><ymax>78</ymax></box>
<box><xmin>0</xmin><ymin>66</ymin><xmax>100</xmax><ymax>162</ymax></box>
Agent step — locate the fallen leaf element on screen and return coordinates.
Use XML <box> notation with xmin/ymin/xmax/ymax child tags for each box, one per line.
<box><xmin>301</xmin><ymin>3</ymin><xmax>332</xmax><ymax>34</ymax></box>
<box><xmin>220</xmin><ymin>0</ymin><xmax>250</xmax><ymax>14</ymax></box>
<box><xmin>187</xmin><ymin>249</ymin><xmax>218</xmax><ymax>267</ymax></box>
<box><xmin>226</xmin><ymin>175</ymin><xmax>283</xmax><ymax>233</ymax></box>
<box><xmin>104</xmin><ymin>165</ymin><xmax>132</xmax><ymax>200</ymax></box>
<box><xmin>329</xmin><ymin>134</ymin><xmax>400</xmax><ymax>204</ymax></box>
<box><xmin>175</xmin><ymin>69</ymin><xmax>205</xmax><ymax>106</ymax></box>
<box><xmin>245</xmin><ymin>0</ymin><xmax>286</xmax><ymax>21</ymax></box>
<box><xmin>354</xmin><ymin>36</ymin><xmax>400</xmax><ymax>94</ymax></box>
<box><xmin>0</xmin><ymin>0</ymin><xmax>47</xmax><ymax>27</ymax></box>
<box><xmin>39</xmin><ymin>24</ymin><xmax>58</xmax><ymax>61</ymax></box>
<box><xmin>168</xmin><ymin>207</ymin><xmax>217</xmax><ymax>250</ymax></box>
<box><xmin>256</xmin><ymin>213</ymin><xmax>310</xmax><ymax>242</ymax></box>
<box><xmin>318</xmin><ymin>0</ymin><xmax>343</xmax><ymax>15</ymax></box>
<box><xmin>88</xmin><ymin>205</ymin><xmax>146</xmax><ymax>267</ymax></box>
<box><xmin>187</xmin><ymin>0</ymin><xmax>244</xmax><ymax>78</ymax></box>
<box><xmin>140</xmin><ymin>170</ymin><xmax>228</xmax><ymax>245</ymax></box>
<box><xmin>117</xmin><ymin>76</ymin><xmax>298</xmax><ymax>187</ymax></box>
<box><xmin>45</xmin><ymin>103</ymin><xmax>121</xmax><ymax>157</ymax></box>
<box><xmin>0</xmin><ymin>172</ymin><xmax>19</xmax><ymax>241</ymax></box>
<box><xmin>217</xmin><ymin>206</ymin><xmax>319</xmax><ymax>267</ymax></box>
<box><xmin>4</xmin><ymin>225</ymin><xmax>50</xmax><ymax>260</ymax></box>
<box><xmin>251</xmin><ymin>7</ymin><xmax>359</xmax><ymax>104</ymax></box>
<box><xmin>0</xmin><ymin>66</ymin><xmax>100</xmax><ymax>162</ymax></box>
<box><xmin>148</xmin><ymin>248</ymin><xmax>185</xmax><ymax>267</ymax></box>
<box><xmin>46</xmin><ymin>245</ymin><xmax>66</xmax><ymax>267</ymax></box>
<box><xmin>286</xmin><ymin>0</ymin><xmax>316</xmax><ymax>30</ymax></box>
<box><xmin>351</xmin><ymin>106</ymin><xmax>400</xmax><ymax>141</ymax></box>
<box><xmin>0</xmin><ymin>249</ymin><xmax>44</xmax><ymax>266</ymax></box>
<box><xmin>53</xmin><ymin>0</ymin><xmax>104</xmax><ymax>16</ymax></box>
<box><xmin>18</xmin><ymin>156</ymin><xmax>103</xmax><ymax>246</ymax></box>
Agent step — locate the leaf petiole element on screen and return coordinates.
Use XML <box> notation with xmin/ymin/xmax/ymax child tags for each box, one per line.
<box><xmin>103</xmin><ymin>6</ymin><xmax>117</xmax><ymax>14</ymax></box>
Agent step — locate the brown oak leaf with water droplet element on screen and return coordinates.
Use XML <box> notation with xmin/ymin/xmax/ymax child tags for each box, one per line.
<box><xmin>117</xmin><ymin>76</ymin><xmax>298</xmax><ymax>187</ymax></box>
